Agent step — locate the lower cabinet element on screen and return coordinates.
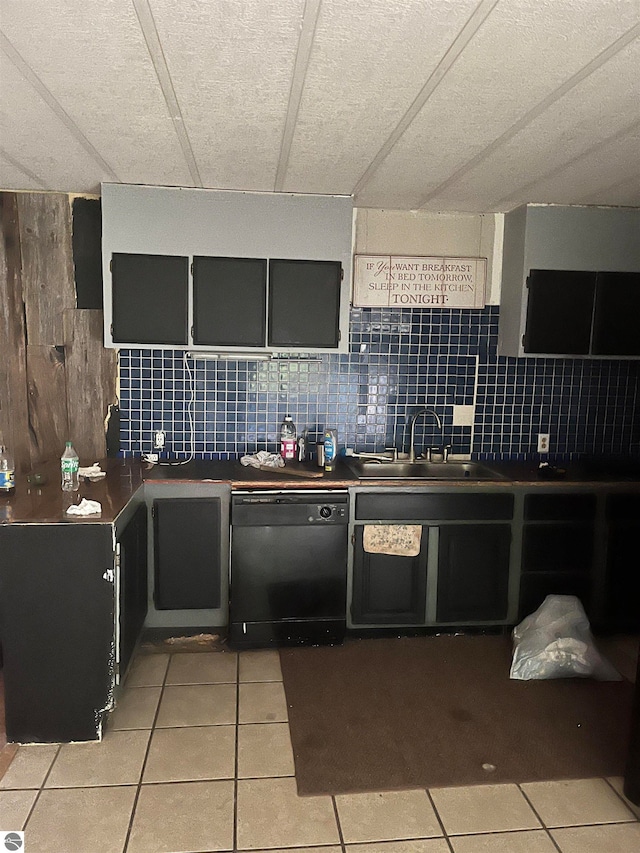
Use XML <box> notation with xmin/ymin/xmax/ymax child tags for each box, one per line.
<box><xmin>605</xmin><ymin>494</ymin><xmax>640</xmax><ymax>631</ymax></box>
<box><xmin>518</xmin><ymin>493</ymin><xmax>596</xmax><ymax>621</ymax></box>
<box><xmin>117</xmin><ymin>502</ymin><xmax>148</xmax><ymax>681</ymax></box>
<box><xmin>144</xmin><ymin>483</ymin><xmax>230</xmax><ymax>629</ymax></box>
<box><xmin>351</xmin><ymin>526</ymin><xmax>428</xmax><ymax>625</ymax></box>
<box><xmin>436</xmin><ymin>524</ymin><xmax>511</xmax><ymax>623</ymax></box>
<box><xmin>153</xmin><ymin>497</ymin><xmax>222</xmax><ymax>610</ymax></box>
<box><xmin>0</xmin><ymin>524</ymin><xmax>117</xmax><ymax>742</ymax></box>
<box><xmin>350</xmin><ymin>490</ymin><xmax>514</xmax><ymax>629</ymax></box>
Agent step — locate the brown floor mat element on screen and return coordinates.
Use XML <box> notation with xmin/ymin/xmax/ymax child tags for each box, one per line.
<box><xmin>280</xmin><ymin>635</ymin><xmax>634</xmax><ymax>795</ymax></box>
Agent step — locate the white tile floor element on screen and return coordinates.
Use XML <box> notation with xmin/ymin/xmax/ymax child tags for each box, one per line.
<box><xmin>1</xmin><ymin>647</ymin><xmax>639</xmax><ymax>853</ymax></box>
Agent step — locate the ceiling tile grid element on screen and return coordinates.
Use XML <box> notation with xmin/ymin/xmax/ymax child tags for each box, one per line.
<box><xmin>0</xmin><ymin>0</ymin><xmax>638</xmax><ymax>209</ymax></box>
<box><xmin>1</xmin><ymin>0</ymin><xmax>194</xmax><ymax>190</ymax></box>
<box><xmin>0</xmin><ymin>54</ymin><xmax>108</xmax><ymax>191</ymax></box>
<box><xmin>280</xmin><ymin>0</ymin><xmax>480</xmax><ymax>195</ymax></box>
<box><xmin>352</xmin><ymin>0</ymin><xmax>640</xmax><ymax>208</ymax></box>
<box><xmin>148</xmin><ymin>0</ymin><xmax>305</xmax><ymax>190</ymax></box>
<box><xmin>428</xmin><ymin>38</ymin><xmax>640</xmax><ymax>211</ymax></box>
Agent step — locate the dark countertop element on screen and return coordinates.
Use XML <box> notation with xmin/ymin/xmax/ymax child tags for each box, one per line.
<box><xmin>143</xmin><ymin>458</ymin><xmax>353</xmax><ymax>488</ymax></box>
<box><xmin>3</xmin><ymin>455</ymin><xmax>640</xmax><ymax>524</ymax></box>
<box><xmin>0</xmin><ymin>458</ymin><xmax>143</xmax><ymax>524</ymax></box>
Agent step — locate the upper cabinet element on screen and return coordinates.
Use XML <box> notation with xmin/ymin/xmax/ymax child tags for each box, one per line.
<box><xmin>102</xmin><ymin>184</ymin><xmax>353</xmax><ymax>354</ymax></box>
<box><xmin>498</xmin><ymin>204</ymin><xmax>640</xmax><ymax>358</ymax></box>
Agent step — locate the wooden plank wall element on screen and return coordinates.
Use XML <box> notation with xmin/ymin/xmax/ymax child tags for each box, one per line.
<box><xmin>0</xmin><ymin>191</ymin><xmax>117</xmax><ymax>472</ymax></box>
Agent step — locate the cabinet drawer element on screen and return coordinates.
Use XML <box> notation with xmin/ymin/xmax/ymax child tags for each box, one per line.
<box><xmin>355</xmin><ymin>492</ymin><xmax>513</xmax><ymax>521</ymax></box>
<box><xmin>606</xmin><ymin>494</ymin><xmax>640</xmax><ymax>521</ymax></box>
<box><xmin>524</xmin><ymin>493</ymin><xmax>596</xmax><ymax>521</ymax></box>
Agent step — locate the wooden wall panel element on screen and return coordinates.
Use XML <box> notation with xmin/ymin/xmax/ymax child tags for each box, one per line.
<box><xmin>64</xmin><ymin>310</ymin><xmax>117</xmax><ymax>463</ymax></box>
<box><xmin>17</xmin><ymin>192</ymin><xmax>76</xmax><ymax>346</ymax></box>
<box><xmin>0</xmin><ymin>193</ymin><xmax>35</xmax><ymax>472</ymax></box>
<box><xmin>25</xmin><ymin>346</ymin><xmax>69</xmax><ymax>465</ymax></box>
<box><xmin>1</xmin><ymin>190</ymin><xmax>117</xmax><ymax>472</ymax></box>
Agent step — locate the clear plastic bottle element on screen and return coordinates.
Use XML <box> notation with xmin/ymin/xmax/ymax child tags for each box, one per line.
<box><xmin>0</xmin><ymin>443</ymin><xmax>15</xmax><ymax>493</ymax></box>
<box><xmin>61</xmin><ymin>441</ymin><xmax>79</xmax><ymax>491</ymax></box>
<box><xmin>279</xmin><ymin>415</ymin><xmax>297</xmax><ymax>460</ymax></box>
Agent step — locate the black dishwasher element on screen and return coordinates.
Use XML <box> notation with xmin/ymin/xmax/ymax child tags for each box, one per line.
<box><xmin>229</xmin><ymin>491</ymin><xmax>349</xmax><ymax>648</ymax></box>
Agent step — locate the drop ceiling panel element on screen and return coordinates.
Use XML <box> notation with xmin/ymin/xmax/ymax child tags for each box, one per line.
<box><xmin>521</xmin><ymin>129</ymin><xmax>640</xmax><ymax>204</ymax></box>
<box><xmin>1</xmin><ymin>0</ymin><xmax>193</xmax><ymax>188</ymax></box>
<box><xmin>427</xmin><ymin>38</ymin><xmax>640</xmax><ymax>211</ymax></box>
<box><xmin>1</xmin><ymin>0</ymin><xmax>638</xmax><ymax>210</ymax></box>
<box><xmin>149</xmin><ymin>0</ymin><xmax>305</xmax><ymax>190</ymax></box>
<box><xmin>0</xmin><ymin>55</ymin><xmax>106</xmax><ymax>191</ymax></box>
<box><xmin>281</xmin><ymin>0</ymin><xmax>480</xmax><ymax>195</ymax></box>
<box><xmin>582</xmin><ymin>175</ymin><xmax>640</xmax><ymax>207</ymax></box>
<box><xmin>0</xmin><ymin>157</ymin><xmax>45</xmax><ymax>191</ymax></box>
<box><xmin>355</xmin><ymin>0</ymin><xmax>639</xmax><ymax>209</ymax></box>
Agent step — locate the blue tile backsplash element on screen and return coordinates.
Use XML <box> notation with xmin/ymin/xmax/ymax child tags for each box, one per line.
<box><xmin>118</xmin><ymin>306</ymin><xmax>640</xmax><ymax>461</ymax></box>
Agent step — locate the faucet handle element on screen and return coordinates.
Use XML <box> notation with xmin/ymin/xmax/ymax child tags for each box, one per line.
<box><xmin>442</xmin><ymin>444</ymin><xmax>452</xmax><ymax>462</ymax></box>
<box><xmin>384</xmin><ymin>446</ymin><xmax>399</xmax><ymax>460</ymax></box>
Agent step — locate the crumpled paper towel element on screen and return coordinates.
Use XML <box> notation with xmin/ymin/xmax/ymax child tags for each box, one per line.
<box><xmin>66</xmin><ymin>498</ymin><xmax>102</xmax><ymax>516</ymax></box>
<box><xmin>240</xmin><ymin>451</ymin><xmax>285</xmax><ymax>469</ymax></box>
<box><xmin>78</xmin><ymin>463</ymin><xmax>106</xmax><ymax>481</ymax></box>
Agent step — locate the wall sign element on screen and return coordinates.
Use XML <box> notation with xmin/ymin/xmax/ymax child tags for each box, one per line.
<box><xmin>353</xmin><ymin>255</ymin><xmax>487</xmax><ymax>308</ymax></box>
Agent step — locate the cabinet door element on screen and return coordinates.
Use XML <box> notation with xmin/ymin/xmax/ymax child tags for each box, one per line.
<box><xmin>118</xmin><ymin>503</ymin><xmax>148</xmax><ymax>680</ymax></box>
<box><xmin>193</xmin><ymin>256</ymin><xmax>266</xmax><ymax>347</ymax></box>
<box><xmin>523</xmin><ymin>269</ymin><xmax>595</xmax><ymax>355</ymax></box>
<box><xmin>111</xmin><ymin>253</ymin><xmax>189</xmax><ymax>345</ymax></box>
<box><xmin>154</xmin><ymin>498</ymin><xmax>222</xmax><ymax>610</ymax></box>
<box><xmin>0</xmin><ymin>525</ymin><xmax>115</xmax><ymax>742</ymax></box>
<box><xmin>519</xmin><ymin>493</ymin><xmax>596</xmax><ymax>621</ymax></box>
<box><xmin>352</xmin><ymin>526</ymin><xmax>428</xmax><ymax>625</ymax></box>
<box><xmin>605</xmin><ymin>495</ymin><xmax>640</xmax><ymax>631</ymax></box>
<box><xmin>268</xmin><ymin>259</ymin><xmax>341</xmax><ymax>348</ymax></box>
<box><xmin>436</xmin><ymin>525</ymin><xmax>511</xmax><ymax>623</ymax></box>
<box><xmin>592</xmin><ymin>272</ymin><xmax>640</xmax><ymax>356</ymax></box>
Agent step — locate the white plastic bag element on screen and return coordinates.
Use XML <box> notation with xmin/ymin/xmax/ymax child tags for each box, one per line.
<box><xmin>510</xmin><ymin>594</ymin><xmax>621</xmax><ymax>681</ymax></box>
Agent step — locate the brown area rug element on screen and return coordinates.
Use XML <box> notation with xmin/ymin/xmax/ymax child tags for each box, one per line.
<box><xmin>279</xmin><ymin>635</ymin><xmax>634</xmax><ymax>795</ymax></box>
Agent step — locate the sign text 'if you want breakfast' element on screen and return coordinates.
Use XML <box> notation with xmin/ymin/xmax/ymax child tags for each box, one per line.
<box><xmin>353</xmin><ymin>255</ymin><xmax>487</xmax><ymax>309</ymax></box>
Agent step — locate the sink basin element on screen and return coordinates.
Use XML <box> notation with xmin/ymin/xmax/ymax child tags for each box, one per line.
<box><xmin>345</xmin><ymin>459</ymin><xmax>505</xmax><ymax>480</ymax></box>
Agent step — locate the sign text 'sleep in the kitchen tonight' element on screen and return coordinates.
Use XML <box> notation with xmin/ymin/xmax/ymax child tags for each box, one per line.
<box><xmin>353</xmin><ymin>255</ymin><xmax>487</xmax><ymax>308</ymax></box>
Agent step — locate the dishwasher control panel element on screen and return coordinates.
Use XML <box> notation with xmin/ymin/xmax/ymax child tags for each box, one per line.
<box><xmin>232</xmin><ymin>491</ymin><xmax>348</xmax><ymax>526</ymax></box>
<box><xmin>307</xmin><ymin>503</ymin><xmax>347</xmax><ymax>523</ymax></box>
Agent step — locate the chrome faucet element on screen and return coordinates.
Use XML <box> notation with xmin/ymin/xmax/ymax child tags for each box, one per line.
<box><xmin>408</xmin><ymin>408</ymin><xmax>443</xmax><ymax>462</ymax></box>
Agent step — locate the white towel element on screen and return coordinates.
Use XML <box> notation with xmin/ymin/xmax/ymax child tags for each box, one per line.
<box><xmin>363</xmin><ymin>524</ymin><xmax>422</xmax><ymax>557</ymax></box>
<box><xmin>240</xmin><ymin>451</ymin><xmax>285</xmax><ymax>469</ymax></box>
<box><xmin>66</xmin><ymin>498</ymin><xmax>102</xmax><ymax>516</ymax></box>
<box><xmin>78</xmin><ymin>463</ymin><xmax>106</xmax><ymax>481</ymax></box>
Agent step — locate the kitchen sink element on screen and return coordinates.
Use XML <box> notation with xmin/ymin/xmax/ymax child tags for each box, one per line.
<box><xmin>345</xmin><ymin>459</ymin><xmax>506</xmax><ymax>480</ymax></box>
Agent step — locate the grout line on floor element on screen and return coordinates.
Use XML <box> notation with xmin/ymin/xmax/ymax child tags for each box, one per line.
<box><xmin>330</xmin><ymin>794</ymin><xmax>347</xmax><ymax>852</ymax></box>
<box><xmin>122</xmin><ymin>648</ymin><xmax>170</xmax><ymax>853</ymax></box>
<box><xmin>233</xmin><ymin>650</ymin><xmax>240</xmax><ymax>852</ymax></box>
<box><xmin>20</xmin><ymin>742</ymin><xmax>63</xmax><ymax>834</ymax></box>
<box><xmin>517</xmin><ymin>782</ymin><xmax>566</xmax><ymax>851</ymax></box>
<box><xmin>425</xmin><ymin>786</ymin><xmax>456</xmax><ymax>851</ymax></box>
<box><xmin>604</xmin><ymin>774</ymin><xmax>640</xmax><ymax>816</ymax></box>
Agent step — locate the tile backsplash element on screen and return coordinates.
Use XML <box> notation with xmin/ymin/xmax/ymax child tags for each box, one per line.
<box><xmin>118</xmin><ymin>306</ymin><xmax>640</xmax><ymax>461</ymax></box>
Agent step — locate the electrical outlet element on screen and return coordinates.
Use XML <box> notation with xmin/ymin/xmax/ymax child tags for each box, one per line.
<box><xmin>154</xmin><ymin>430</ymin><xmax>166</xmax><ymax>449</ymax></box>
<box><xmin>145</xmin><ymin>452</ymin><xmax>159</xmax><ymax>463</ymax></box>
<box><xmin>537</xmin><ymin>433</ymin><xmax>550</xmax><ymax>453</ymax></box>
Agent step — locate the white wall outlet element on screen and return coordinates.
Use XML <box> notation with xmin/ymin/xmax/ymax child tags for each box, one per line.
<box><xmin>154</xmin><ymin>430</ymin><xmax>166</xmax><ymax>449</ymax></box>
<box><xmin>537</xmin><ymin>433</ymin><xmax>550</xmax><ymax>453</ymax></box>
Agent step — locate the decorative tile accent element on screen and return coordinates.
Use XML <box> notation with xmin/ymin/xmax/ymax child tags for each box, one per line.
<box><xmin>118</xmin><ymin>307</ymin><xmax>640</xmax><ymax>461</ymax></box>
